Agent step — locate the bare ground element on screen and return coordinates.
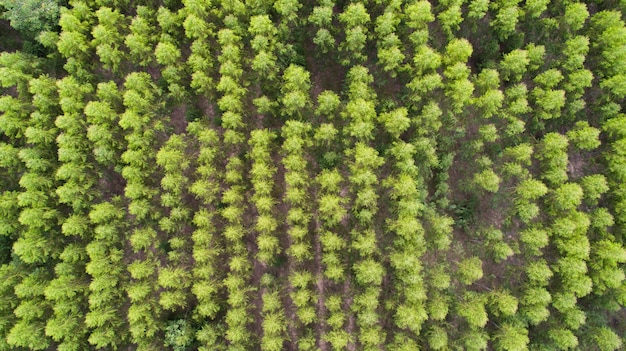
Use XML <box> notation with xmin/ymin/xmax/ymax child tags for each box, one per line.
<box><xmin>275</xmin><ymin>153</ymin><xmax>299</xmax><ymax>351</ymax></box>
<box><xmin>197</xmin><ymin>96</ymin><xmax>217</xmax><ymax>122</ymax></box>
<box><xmin>247</xmin><ymin>231</ymin><xmax>266</xmax><ymax>346</ymax></box>
<box><xmin>313</xmin><ymin>216</ymin><xmax>329</xmax><ymax>351</ymax></box>
<box><xmin>170</xmin><ymin>104</ymin><xmax>187</xmax><ymax>134</ymax></box>
<box><xmin>99</xmin><ymin>166</ymin><xmax>126</xmax><ymax>200</ymax></box>
<box><xmin>304</xmin><ymin>36</ymin><xmax>346</xmax><ymax>103</ymax></box>
<box><xmin>343</xmin><ymin>276</ymin><xmax>356</xmax><ymax>351</ymax></box>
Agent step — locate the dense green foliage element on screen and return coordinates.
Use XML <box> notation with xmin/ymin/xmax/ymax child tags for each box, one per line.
<box><xmin>0</xmin><ymin>0</ymin><xmax>625</xmax><ymax>350</ymax></box>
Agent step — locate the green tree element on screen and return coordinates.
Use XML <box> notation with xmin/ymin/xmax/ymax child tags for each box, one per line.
<box><xmin>281</xmin><ymin>65</ymin><xmax>311</xmax><ymax>117</ymax></box>
<box><xmin>591</xmin><ymin>327</ymin><xmax>622</xmax><ymax>351</ymax></box>
<box><xmin>563</xmin><ymin>3</ymin><xmax>589</xmax><ymax>32</ymax></box>
<box><xmin>92</xmin><ymin>7</ymin><xmax>126</xmax><ymax>71</ymax></box>
<box><xmin>7</xmin><ymin>270</ymin><xmax>52</xmax><ymax>350</ymax></box>
<box><xmin>516</xmin><ymin>179</ymin><xmax>548</xmax><ymax>200</ymax></box>
<box><xmin>468</xmin><ymin>0</ymin><xmax>488</xmax><ymax>19</ymax></box>
<box><xmin>520</xmin><ymin>228</ymin><xmax>549</xmax><ymax>256</ymax></box>
<box><xmin>474</xmin><ymin>168</ymin><xmax>500</xmax><ymax>193</ymax></box>
<box><xmin>567</xmin><ymin>121</ymin><xmax>600</xmax><ymax>150</ymax></box>
<box><xmin>489</xmin><ymin>290</ymin><xmax>518</xmax><ymax>316</ymax></box>
<box><xmin>338</xmin><ymin>3</ymin><xmax>370</xmax><ymax>63</ymax></box>
<box><xmin>406</xmin><ymin>0</ymin><xmax>434</xmax><ymax>29</ymax></box>
<box><xmin>458</xmin><ymin>292</ymin><xmax>488</xmax><ymax>328</ymax></box>
<box><xmin>125</xmin><ymin>7</ymin><xmax>156</xmax><ymax>67</ymax></box>
<box><xmin>1</xmin><ymin>0</ymin><xmax>60</xmax><ymax>45</ymax></box>
<box><xmin>524</xmin><ymin>0</ymin><xmax>549</xmax><ymax>18</ymax></box>
<box><xmin>427</xmin><ymin>326</ymin><xmax>448</xmax><ymax>350</ymax></box>
<box><xmin>537</xmin><ymin>132</ymin><xmax>569</xmax><ymax>185</ymax></box>
<box><xmin>494</xmin><ymin>323</ymin><xmax>529</xmax><ymax>351</ymax></box>
<box><xmin>445</xmin><ymin>38</ymin><xmax>473</xmax><ymax>64</ymax></box>
<box><xmin>274</xmin><ymin>0</ymin><xmax>301</xmax><ymax>24</ymax></box>
<box><xmin>491</xmin><ymin>5</ymin><xmax>520</xmax><ymax>40</ymax></box>
<box><xmin>548</xmin><ymin>328</ymin><xmax>578</xmax><ymax>350</ymax></box>
<box><xmin>457</xmin><ymin>257</ymin><xmax>483</xmax><ymax>285</ymax></box>
<box><xmin>155</xmin><ymin>41</ymin><xmax>181</xmax><ymax>66</ymax></box>
<box><xmin>164</xmin><ymin>319</ymin><xmax>194</xmax><ymax>351</ymax></box>
<box><xmin>500</xmin><ymin>49</ymin><xmax>529</xmax><ymax>82</ymax></box>
<box><xmin>308</xmin><ymin>4</ymin><xmax>333</xmax><ymax>27</ymax></box>
<box><xmin>438</xmin><ymin>4</ymin><xmax>462</xmax><ymax>36</ymax></box>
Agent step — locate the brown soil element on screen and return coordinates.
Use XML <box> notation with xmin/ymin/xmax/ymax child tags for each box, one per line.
<box><xmin>145</xmin><ymin>64</ymin><xmax>162</xmax><ymax>83</ymax></box>
<box><xmin>99</xmin><ymin>166</ymin><xmax>126</xmax><ymax>200</ymax></box>
<box><xmin>275</xmin><ymin>151</ymin><xmax>299</xmax><ymax>350</ymax></box>
<box><xmin>247</xmin><ymin>235</ymin><xmax>266</xmax><ymax>345</ymax></box>
<box><xmin>304</xmin><ymin>37</ymin><xmax>347</xmax><ymax>101</ymax></box>
<box><xmin>567</xmin><ymin>150</ymin><xmax>588</xmax><ymax>180</ymax></box>
<box><xmin>313</xmin><ymin>216</ymin><xmax>329</xmax><ymax>351</ymax></box>
<box><xmin>343</xmin><ymin>276</ymin><xmax>356</xmax><ymax>351</ymax></box>
<box><xmin>170</xmin><ymin>104</ymin><xmax>187</xmax><ymax>134</ymax></box>
<box><xmin>197</xmin><ymin>96</ymin><xmax>216</xmax><ymax>121</ymax></box>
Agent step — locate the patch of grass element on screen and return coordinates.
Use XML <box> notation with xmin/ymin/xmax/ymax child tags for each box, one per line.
<box><xmin>451</xmin><ymin>195</ymin><xmax>478</xmax><ymax>230</ymax></box>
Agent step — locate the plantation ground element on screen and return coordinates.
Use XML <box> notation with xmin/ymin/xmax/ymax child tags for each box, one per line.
<box><xmin>0</xmin><ymin>0</ymin><xmax>625</xmax><ymax>350</ymax></box>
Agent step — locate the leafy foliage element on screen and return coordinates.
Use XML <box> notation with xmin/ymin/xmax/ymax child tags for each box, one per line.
<box><xmin>0</xmin><ymin>1</ymin><xmax>624</xmax><ymax>350</ymax></box>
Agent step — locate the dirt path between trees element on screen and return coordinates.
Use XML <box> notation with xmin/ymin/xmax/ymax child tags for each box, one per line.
<box><xmin>313</xmin><ymin>216</ymin><xmax>329</xmax><ymax>351</ymax></box>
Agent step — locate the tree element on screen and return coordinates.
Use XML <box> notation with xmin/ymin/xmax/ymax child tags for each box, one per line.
<box><xmin>500</xmin><ymin>49</ymin><xmax>529</xmax><ymax>82</ymax></box>
<box><xmin>354</xmin><ymin>259</ymin><xmax>384</xmax><ymax>285</ymax></box>
<box><xmin>312</xmin><ymin>27</ymin><xmax>335</xmax><ymax>53</ymax></box>
<box><xmin>533</xmin><ymin>87</ymin><xmax>566</xmax><ymax>119</ymax></box>
<box><xmin>458</xmin><ymin>292</ymin><xmax>488</xmax><ymax>328</ymax></box>
<box><xmin>1</xmin><ymin>0</ymin><xmax>60</xmax><ymax>42</ymax></box>
<box><xmin>405</xmin><ymin>1</ymin><xmax>434</xmax><ymax>29</ymax></box>
<box><xmin>567</xmin><ymin>121</ymin><xmax>600</xmax><ymax>150</ymax></box>
<box><xmin>183</xmin><ymin>14</ymin><xmax>209</xmax><ymax>39</ymax></box>
<box><xmin>590</xmin><ymin>239</ymin><xmax>626</xmax><ymax>292</ymax></box>
<box><xmin>457</xmin><ymin>257</ymin><xmax>483</xmax><ymax>285</ymax></box>
<box><xmin>446</xmin><ymin>78</ymin><xmax>474</xmax><ymax>113</ymax></box>
<box><xmin>155</xmin><ymin>41</ymin><xmax>181</xmax><ymax>66</ymax></box>
<box><xmin>445</xmin><ymin>38</ymin><xmax>473</xmax><ymax>64</ymax></box>
<box><xmin>494</xmin><ymin>323</ymin><xmax>529</xmax><ymax>351</ymax></box>
<box><xmin>468</xmin><ymin>0</ymin><xmax>489</xmax><ymax>19</ymax></box>
<box><xmin>379</xmin><ymin>108</ymin><xmax>409</xmax><ymax>138</ymax></box>
<box><xmin>281</xmin><ymin>65</ymin><xmax>311</xmax><ymax>117</ymax></box>
<box><xmin>476</xmin><ymin>89</ymin><xmax>504</xmax><ymax>118</ymax></box>
<box><xmin>7</xmin><ymin>269</ymin><xmax>52</xmax><ymax>350</ymax></box>
<box><xmin>494</xmin><ymin>6</ymin><xmax>521</xmax><ymax>39</ymax></box>
<box><xmin>473</xmin><ymin>168</ymin><xmax>500</xmax><ymax>193</ymax></box>
<box><xmin>308</xmin><ymin>4</ymin><xmax>333</xmax><ymax>27</ymax></box>
<box><xmin>600</xmin><ymin>73</ymin><xmax>626</xmax><ymax>98</ymax></box>
<box><xmin>157</xmin><ymin>7</ymin><xmax>181</xmax><ymax>35</ymax></box>
<box><xmin>438</xmin><ymin>4</ymin><xmax>462</xmax><ymax>36</ymax></box>
<box><xmin>338</xmin><ymin>3</ymin><xmax>370</xmax><ymax>63</ymax></box>
<box><xmin>274</xmin><ymin>0</ymin><xmax>301</xmax><ymax>24</ymax></box>
<box><xmin>339</xmin><ymin>2</ymin><xmax>369</xmax><ymax>27</ymax></box>
<box><xmin>7</xmin><ymin>319</ymin><xmax>50</xmax><ymax>350</ymax></box>
<box><xmin>164</xmin><ymin>319</ymin><xmax>194</xmax><ymax>351</ymax></box>
<box><xmin>591</xmin><ymin>327</ymin><xmax>622</xmax><ymax>351</ymax></box>
<box><xmin>516</xmin><ymin>179</ymin><xmax>548</xmax><ymax>200</ymax></box>
<box><xmin>548</xmin><ymin>328</ymin><xmax>578</xmax><ymax>350</ymax></box>
<box><xmin>552</xmin><ymin>183</ymin><xmax>583</xmax><ymax>211</ymax></box>
<box><xmin>520</xmin><ymin>228</ymin><xmax>549</xmax><ymax>256</ymax></box>
<box><xmin>490</xmin><ymin>290</ymin><xmax>518</xmax><ymax>316</ymax></box>
<box><xmin>427</xmin><ymin>326</ymin><xmax>448</xmax><ymax>350</ymax></box>
<box><xmin>315</xmin><ymin>91</ymin><xmax>340</xmax><ymax>117</ymax></box>
<box><xmin>562</xmin><ymin>36</ymin><xmax>589</xmax><ymax>72</ymax></box>
<box><xmin>563</xmin><ymin>3</ymin><xmax>589</xmax><ymax>32</ymax></box>
<box><xmin>92</xmin><ymin>7</ymin><xmax>126</xmax><ymax>64</ymax></box>
<box><xmin>126</xmin><ymin>7</ymin><xmax>156</xmax><ymax>67</ymax></box>
<box><xmin>524</xmin><ymin>0</ymin><xmax>549</xmax><ymax>18</ymax></box>
<box><xmin>324</xmin><ymin>330</ymin><xmax>351</xmax><ymax>350</ymax></box>
<box><xmin>537</xmin><ymin>132</ymin><xmax>569</xmax><ymax>185</ymax></box>
<box><xmin>378</xmin><ymin>45</ymin><xmax>405</xmax><ymax>76</ymax></box>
